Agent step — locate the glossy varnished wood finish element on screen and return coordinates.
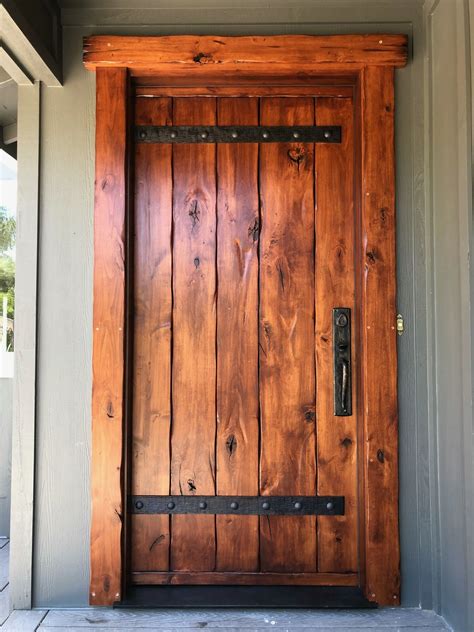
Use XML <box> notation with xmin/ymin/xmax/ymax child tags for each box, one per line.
<box><xmin>132</xmin><ymin>572</ymin><xmax>358</xmax><ymax>586</ymax></box>
<box><xmin>360</xmin><ymin>66</ymin><xmax>400</xmax><ymax>605</ymax></box>
<box><xmin>216</xmin><ymin>98</ymin><xmax>259</xmax><ymax>571</ymax></box>
<box><xmin>84</xmin><ymin>35</ymin><xmax>408</xmax><ymax>78</ymax></box>
<box><xmin>90</xmin><ymin>67</ymin><xmax>128</xmax><ymax>606</ymax></box>
<box><xmin>87</xmin><ymin>41</ymin><xmax>404</xmax><ymax>603</ymax></box>
<box><xmin>315</xmin><ymin>98</ymin><xmax>358</xmax><ymax>573</ymax></box>
<box><xmin>259</xmin><ymin>98</ymin><xmax>317</xmax><ymax>572</ymax></box>
<box><xmin>136</xmin><ymin>86</ymin><xmax>354</xmax><ymax>98</ymax></box>
<box><xmin>131</xmin><ymin>97</ymin><xmax>172</xmax><ymax>573</ymax></box>
<box><xmin>171</xmin><ymin>98</ymin><xmax>217</xmax><ymax>571</ymax></box>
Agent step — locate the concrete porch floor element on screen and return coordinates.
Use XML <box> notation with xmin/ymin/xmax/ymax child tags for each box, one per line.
<box><xmin>0</xmin><ymin>540</ymin><xmax>452</xmax><ymax>631</ymax></box>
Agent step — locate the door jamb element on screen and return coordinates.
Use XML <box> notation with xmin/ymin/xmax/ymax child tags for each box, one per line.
<box><xmin>83</xmin><ymin>34</ymin><xmax>408</xmax><ymax>606</ymax></box>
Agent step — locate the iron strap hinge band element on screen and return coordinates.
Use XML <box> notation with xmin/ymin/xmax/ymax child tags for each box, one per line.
<box><xmin>130</xmin><ymin>495</ymin><xmax>345</xmax><ymax>516</ymax></box>
<box><xmin>135</xmin><ymin>125</ymin><xmax>342</xmax><ymax>144</ymax></box>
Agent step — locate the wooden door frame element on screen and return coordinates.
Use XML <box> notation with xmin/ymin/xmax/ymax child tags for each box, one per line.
<box><xmin>83</xmin><ymin>34</ymin><xmax>408</xmax><ymax>607</ymax></box>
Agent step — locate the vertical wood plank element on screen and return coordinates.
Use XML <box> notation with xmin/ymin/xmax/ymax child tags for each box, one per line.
<box><xmin>171</xmin><ymin>97</ymin><xmax>217</xmax><ymax>571</ymax></box>
<box><xmin>90</xmin><ymin>67</ymin><xmax>128</xmax><ymax>605</ymax></box>
<box><xmin>360</xmin><ymin>66</ymin><xmax>400</xmax><ymax>605</ymax></box>
<box><xmin>216</xmin><ymin>97</ymin><xmax>259</xmax><ymax>571</ymax></box>
<box><xmin>259</xmin><ymin>97</ymin><xmax>317</xmax><ymax>572</ymax></box>
<box><xmin>131</xmin><ymin>97</ymin><xmax>173</xmax><ymax>572</ymax></box>
<box><xmin>315</xmin><ymin>97</ymin><xmax>358</xmax><ymax>573</ymax></box>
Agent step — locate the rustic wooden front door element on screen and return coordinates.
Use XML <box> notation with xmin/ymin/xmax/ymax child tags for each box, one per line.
<box><xmin>85</xmin><ymin>34</ymin><xmax>407</xmax><ymax>607</ymax></box>
<box><xmin>131</xmin><ymin>94</ymin><xmax>358</xmax><ymax>588</ymax></box>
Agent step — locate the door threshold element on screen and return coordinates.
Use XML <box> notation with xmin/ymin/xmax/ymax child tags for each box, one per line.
<box><xmin>116</xmin><ymin>585</ymin><xmax>377</xmax><ymax>608</ymax></box>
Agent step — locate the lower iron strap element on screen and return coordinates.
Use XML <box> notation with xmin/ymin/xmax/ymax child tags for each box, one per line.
<box><xmin>130</xmin><ymin>495</ymin><xmax>344</xmax><ymax>516</ymax></box>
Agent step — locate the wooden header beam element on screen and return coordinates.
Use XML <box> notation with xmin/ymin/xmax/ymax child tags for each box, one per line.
<box><xmin>84</xmin><ymin>34</ymin><xmax>408</xmax><ymax>79</ymax></box>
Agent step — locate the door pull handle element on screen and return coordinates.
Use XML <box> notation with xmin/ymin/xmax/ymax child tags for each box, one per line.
<box><xmin>333</xmin><ymin>308</ymin><xmax>352</xmax><ymax>416</ymax></box>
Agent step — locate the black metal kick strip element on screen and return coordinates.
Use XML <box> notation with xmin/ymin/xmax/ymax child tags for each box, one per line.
<box><xmin>135</xmin><ymin>125</ymin><xmax>341</xmax><ymax>144</ymax></box>
<box><xmin>130</xmin><ymin>495</ymin><xmax>344</xmax><ymax>516</ymax></box>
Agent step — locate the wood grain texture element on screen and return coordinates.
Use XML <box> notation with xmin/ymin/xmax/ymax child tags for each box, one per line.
<box><xmin>131</xmin><ymin>97</ymin><xmax>173</xmax><ymax>572</ymax></box>
<box><xmin>136</xmin><ymin>86</ymin><xmax>354</xmax><ymax>98</ymax></box>
<box><xmin>40</xmin><ymin>606</ymin><xmax>450</xmax><ymax>629</ymax></box>
<box><xmin>131</xmin><ymin>572</ymin><xmax>358</xmax><ymax>586</ymax></box>
<box><xmin>216</xmin><ymin>98</ymin><xmax>259</xmax><ymax>571</ymax></box>
<box><xmin>315</xmin><ymin>97</ymin><xmax>358</xmax><ymax>573</ymax></box>
<box><xmin>170</xmin><ymin>98</ymin><xmax>217</xmax><ymax>571</ymax></box>
<box><xmin>90</xmin><ymin>67</ymin><xmax>129</xmax><ymax>606</ymax></box>
<box><xmin>83</xmin><ymin>35</ymin><xmax>409</xmax><ymax>76</ymax></box>
<box><xmin>259</xmin><ymin>97</ymin><xmax>317</xmax><ymax>572</ymax></box>
<box><xmin>2</xmin><ymin>609</ymin><xmax>47</xmax><ymax>631</ymax></box>
<box><xmin>360</xmin><ymin>66</ymin><xmax>399</xmax><ymax>606</ymax></box>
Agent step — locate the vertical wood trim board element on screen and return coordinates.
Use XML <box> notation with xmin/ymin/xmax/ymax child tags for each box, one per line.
<box><xmin>9</xmin><ymin>81</ymin><xmax>40</xmax><ymax>610</ymax></box>
<box><xmin>90</xmin><ymin>67</ymin><xmax>129</xmax><ymax>606</ymax></box>
<box><xmin>360</xmin><ymin>65</ymin><xmax>400</xmax><ymax>606</ymax></box>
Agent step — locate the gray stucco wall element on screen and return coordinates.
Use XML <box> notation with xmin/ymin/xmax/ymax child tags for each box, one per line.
<box><xmin>31</xmin><ymin>1</ymin><xmax>474</xmax><ymax>630</ymax></box>
<box><xmin>0</xmin><ymin>378</ymin><xmax>12</xmax><ymax>537</ymax></box>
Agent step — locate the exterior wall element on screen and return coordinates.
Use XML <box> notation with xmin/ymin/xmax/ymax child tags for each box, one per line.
<box><xmin>0</xmin><ymin>378</ymin><xmax>12</xmax><ymax>537</ymax></box>
<box><xmin>425</xmin><ymin>1</ymin><xmax>474</xmax><ymax>630</ymax></box>
<box><xmin>30</xmin><ymin>1</ymin><xmax>474</xmax><ymax>630</ymax></box>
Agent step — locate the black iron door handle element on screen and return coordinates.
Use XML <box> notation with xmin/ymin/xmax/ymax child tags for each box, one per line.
<box><xmin>341</xmin><ymin>359</ymin><xmax>349</xmax><ymax>413</ymax></box>
<box><xmin>333</xmin><ymin>308</ymin><xmax>352</xmax><ymax>416</ymax></box>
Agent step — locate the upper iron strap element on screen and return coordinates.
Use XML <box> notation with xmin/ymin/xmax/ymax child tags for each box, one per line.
<box><xmin>135</xmin><ymin>125</ymin><xmax>342</xmax><ymax>144</ymax></box>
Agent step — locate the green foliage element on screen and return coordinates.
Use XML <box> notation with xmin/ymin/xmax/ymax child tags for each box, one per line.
<box><xmin>0</xmin><ymin>206</ymin><xmax>16</xmax><ymax>253</ymax></box>
<box><xmin>0</xmin><ymin>255</ymin><xmax>15</xmax><ymax>352</ymax></box>
<box><xmin>0</xmin><ymin>206</ymin><xmax>15</xmax><ymax>350</ymax></box>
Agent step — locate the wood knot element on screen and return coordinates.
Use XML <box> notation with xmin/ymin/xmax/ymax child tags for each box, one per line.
<box><xmin>187</xmin><ymin>479</ymin><xmax>197</xmax><ymax>493</ymax></box>
<box><xmin>287</xmin><ymin>146</ymin><xmax>306</xmax><ymax>169</ymax></box>
<box><xmin>341</xmin><ymin>437</ymin><xmax>352</xmax><ymax>448</ymax></box>
<box><xmin>248</xmin><ymin>217</ymin><xmax>260</xmax><ymax>242</ymax></box>
<box><xmin>188</xmin><ymin>200</ymin><xmax>200</xmax><ymax>227</ymax></box>
<box><xmin>226</xmin><ymin>434</ymin><xmax>237</xmax><ymax>456</ymax></box>
<box><xmin>366</xmin><ymin>250</ymin><xmax>377</xmax><ymax>265</ymax></box>
<box><xmin>377</xmin><ymin>449</ymin><xmax>385</xmax><ymax>463</ymax></box>
<box><xmin>193</xmin><ymin>52</ymin><xmax>213</xmax><ymax>64</ymax></box>
<box><xmin>106</xmin><ymin>401</ymin><xmax>114</xmax><ymax>419</ymax></box>
<box><xmin>194</xmin><ymin>257</ymin><xmax>200</xmax><ymax>268</ymax></box>
<box><xmin>304</xmin><ymin>410</ymin><xmax>315</xmax><ymax>423</ymax></box>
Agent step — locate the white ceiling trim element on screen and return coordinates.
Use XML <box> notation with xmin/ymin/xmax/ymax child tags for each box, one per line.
<box><xmin>0</xmin><ymin>6</ymin><xmax>61</xmax><ymax>86</ymax></box>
